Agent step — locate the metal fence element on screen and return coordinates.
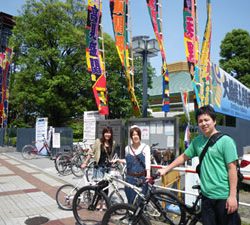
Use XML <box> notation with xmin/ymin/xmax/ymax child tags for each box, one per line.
<box><xmin>0</xmin><ymin>128</ymin><xmax>17</xmax><ymax>147</ymax></box>
<box><xmin>0</xmin><ymin>127</ymin><xmax>73</xmax><ymax>156</ymax></box>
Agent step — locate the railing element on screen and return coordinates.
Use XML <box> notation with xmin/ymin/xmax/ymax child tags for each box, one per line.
<box><xmin>151</xmin><ymin>165</ymin><xmax>250</xmax><ymax>207</ymax></box>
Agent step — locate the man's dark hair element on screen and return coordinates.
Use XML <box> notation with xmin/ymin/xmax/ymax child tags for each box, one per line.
<box><xmin>195</xmin><ymin>105</ymin><xmax>216</xmax><ymax>122</ymax></box>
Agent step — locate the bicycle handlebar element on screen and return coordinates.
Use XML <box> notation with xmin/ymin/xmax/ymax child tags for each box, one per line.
<box><xmin>151</xmin><ymin>143</ymin><xmax>159</xmax><ymax>148</ymax></box>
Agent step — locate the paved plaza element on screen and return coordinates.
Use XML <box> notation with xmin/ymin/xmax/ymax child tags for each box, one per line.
<box><xmin>0</xmin><ymin>152</ymin><xmax>86</xmax><ymax>225</ymax></box>
<box><xmin>0</xmin><ymin>150</ymin><xmax>249</xmax><ymax>225</ymax></box>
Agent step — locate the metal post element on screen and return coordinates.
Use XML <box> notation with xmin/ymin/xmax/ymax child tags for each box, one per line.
<box><xmin>132</xmin><ymin>36</ymin><xmax>159</xmax><ymax>117</ymax></box>
<box><xmin>142</xmin><ymin>49</ymin><xmax>148</xmax><ymax>118</ymax></box>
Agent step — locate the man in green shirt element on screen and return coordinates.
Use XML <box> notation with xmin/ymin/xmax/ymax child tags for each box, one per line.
<box><xmin>158</xmin><ymin>105</ymin><xmax>240</xmax><ymax>225</ymax></box>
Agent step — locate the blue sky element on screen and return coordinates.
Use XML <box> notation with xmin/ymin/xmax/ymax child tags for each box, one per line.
<box><xmin>1</xmin><ymin>0</ymin><xmax>249</xmax><ymax>76</ymax></box>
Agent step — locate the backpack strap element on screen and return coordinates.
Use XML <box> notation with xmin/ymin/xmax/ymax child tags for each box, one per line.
<box><xmin>199</xmin><ymin>132</ymin><xmax>224</xmax><ymax>165</ymax></box>
<box><xmin>196</xmin><ymin>132</ymin><xmax>224</xmax><ymax>177</ymax></box>
<box><xmin>129</xmin><ymin>145</ymin><xmax>146</xmax><ymax>169</ymax></box>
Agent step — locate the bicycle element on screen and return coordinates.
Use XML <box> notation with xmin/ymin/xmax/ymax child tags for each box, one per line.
<box><xmin>85</xmin><ymin>154</ymin><xmax>126</xmax><ymax>183</ymax></box>
<box><xmin>56</xmin><ymin>160</ymin><xmax>126</xmax><ymax>212</ymax></box>
<box><xmin>56</xmin><ymin>182</ymin><xmax>80</xmax><ymax>210</ymax></box>
<box><xmin>71</xmin><ymin>140</ymin><xmax>91</xmax><ymax>177</ymax></box>
<box><xmin>102</xmin><ymin>173</ymin><xmax>197</xmax><ymax>225</ymax></box>
<box><xmin>55</xmin><ymin>168</ymin><xmax>88</xmax><ymax>210</ymax></box>
<box><xmin>55</xmin><ymin>164</ymin><xmax>90</xmax><ymax>210</ymax></box>
<box><xmin>150</xmin><ymin>143</ymin><xmax>159</xmax><ymax>164</ymax></box>
<box><xmin>72</xmin><ymin>181</ymin><xmax>110</xmax><ymax>224</ymax></box>
<box><xmin>151</xmin><ymin>143</ymin><xmax>175</xmax><ymax>166</ymax></box>
<box><xmin>54</xmin><ymin>140</ymin><xmax>90</xmax><ymax>176</ymax></box>
<box><xmin>22</xmin><ymin>135</ymin><xmax>53</xmax><ymax>160</ymax></box>
<box><xmin>72</xmin><ymin>167</ymin><xmax>127</xmax><ymax>225</ymax></box>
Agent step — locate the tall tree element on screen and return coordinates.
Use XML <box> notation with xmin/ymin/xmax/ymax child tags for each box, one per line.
<box><xmin>9</xmin><ymin>0</ymin><xmax>90</xmax><ymax>127</ymax></box>
<box><xmin>219</xmin><ymin>29</ymin><xmax>250</xmax><ymax>88</ymax></box>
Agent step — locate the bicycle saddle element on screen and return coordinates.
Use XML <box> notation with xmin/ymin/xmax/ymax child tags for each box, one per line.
<box><xmin>192</xmin><ymin>185</ymin><xmax>201</xmax><ymax>190</ymax></box>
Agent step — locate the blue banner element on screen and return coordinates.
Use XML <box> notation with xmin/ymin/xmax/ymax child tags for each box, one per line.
<box><xmin>211</xmin><ymin>64</ymin><xmax>250</xmax><ymax>121</ymax></box>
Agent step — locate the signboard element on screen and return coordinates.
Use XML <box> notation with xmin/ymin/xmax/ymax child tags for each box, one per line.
<box><xmin>83</xmin><ymin>111</ymin><xmax>105</xmax><ymax>145</ymax></box>
<box><xmin>128</xmin><ymin>118</ymin><xmax>178</xmax><ymax>153</ymax></box>
<box><xmin>53</xmin><ymin>133</ymin><xmax>61</xmax><ymax>148</ymax></box>
<box><xmin>35</xmin><ymin>117</ymin><xmax>48</xmax><ymax>155</ymax></box>
<box><xmin>211</xmin><ymin>64</ymin><xmax>250</xmax><ymax>121</ymax></box>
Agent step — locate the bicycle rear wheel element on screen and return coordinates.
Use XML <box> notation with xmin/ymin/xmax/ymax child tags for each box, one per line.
<box><xmin>102</xmin><ymin>203</ymin><xmax>151</xmax><ymax>225</ymax></box>
<box><xmin>55</xmin><ymin>153</ymin><xmax>72</xmax><ymax>175</ymax></box>
<box><xmin>71</xmin><ymin>154</ymin><xmax>85</xmax><ymax>177</ymax></box>
<box><xmin>148</xmin><ymin>190</ymin><xmax>186</xmax><ymax>225</ymax></box>
<box><xmin>72</xmin><ymin>185</ymin><xmax>110</xmax><ymax>225</ymax></box>
<box><xmin>56</xmin><ymin>184</ymin><xmax>78</xmax><ymax>210</ymax></box>
<box><xmin>22</xmin><ymin>145</ymin><xmax>37</xmax><ymax>159</ymax></box>
<box><xmin>85</xmin><ymin>161</ymin><xmax>98</xmax><ymax>183</ymax></box>
<box><xmin>109</xmin><ymin>188</ymin><xmax>127</xmax><ymax>205</ymax></box>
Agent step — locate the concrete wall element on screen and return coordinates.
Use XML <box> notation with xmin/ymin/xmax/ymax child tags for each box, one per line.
<box><xmin>218</xmin><ymin>118</ymin><xmax>250</xmax><ymax>156</ymax></box>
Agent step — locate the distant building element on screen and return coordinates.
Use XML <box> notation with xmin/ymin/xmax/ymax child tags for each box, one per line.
<box><xmin>148</xmin><ymin>61</ymin><xmax>194</xmax><ymax>117</ymax></box>
<box><xmin>0</xmin><ymin>12</ymin><xmax>15</xmax><ymax>52</ymax></box>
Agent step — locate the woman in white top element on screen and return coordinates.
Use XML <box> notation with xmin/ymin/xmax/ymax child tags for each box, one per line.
<box><xmin>115</xmin><ymin>125</ymin><xmax>151</xmax><ymax>204</ymax></box>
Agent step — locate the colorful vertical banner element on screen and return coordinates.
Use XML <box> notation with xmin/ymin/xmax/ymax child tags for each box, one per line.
<box><xmin>181</xmin><ymin>90</ymin><xmax>190</xmax><ymax>149</ymax></box>
<box><xmin>0</xmin><ymin>53</ymin><xmax>4</xmax><ymax>126</ymax></box>
<box><xmin>110</xmin><ymin>0</ymin><xmax>140</xmax><ymax>116</ymax></box>
<box><xmin>181</xmin><ymin>90</ymin><xmax>190</xmax><ymax>122</ymax></box>
<box><xmin>0</xmin><ymin>48</ymin><xmax>13</xmax><ymax>127</ymax></box>
<box><xmin>199</xmin><ymin>0</ymin><xmax>212</xmax><ymax>106</ymax></box>
<box><xmin>146</xmin><ymin>0</ymin><xmax>170</xmax><ymax>112</ymax></box>
<box><xmin>184</xmin><ymin>125</ymin><xmax>190</xmax><ymax>149</ymax></box>
<box><xmin>86</xmin><ymin>0</ymin><xmax>109</xmax><ymax>115</ymax></box>
<box><xmin>183</xmin><ymin>0</ymin><xmax>201</xmax><ymax>108</ymax></box>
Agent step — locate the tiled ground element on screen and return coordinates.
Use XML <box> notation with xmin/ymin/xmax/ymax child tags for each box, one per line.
<box><xmin>0</xmin><ymin>153</ymin><xmax>85</xmax><ymax>225</ymax></box>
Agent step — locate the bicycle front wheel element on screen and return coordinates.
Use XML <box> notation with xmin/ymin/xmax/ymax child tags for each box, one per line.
<box><xmin>72</xmin><ymin>185</ymin><xmax>110</xmax><ymax>225</ymax></box>
<box><xmin>102</xmin><ymin>203</ymin><xmax>151</xmax><ymax>225</ymax></box>
<box><xmin>56</xmin><ymin>184</ymin><xmax>78</xmax><ymax>210</ymax></box>
<box><xmin>22</xmin><ymin>145</ymin><xmax>37</xmax><ymax>159</ymax></box>
<box><xmin>148</xmin><ymin>190</ymin><xmax>186</xmax><ymax>225</ymax></box>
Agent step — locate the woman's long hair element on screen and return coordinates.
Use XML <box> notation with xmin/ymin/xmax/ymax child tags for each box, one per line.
<box><xmin>100</xmin><ymin>126</ymin><xmax>113</xmax><ymax>150</ymax></box>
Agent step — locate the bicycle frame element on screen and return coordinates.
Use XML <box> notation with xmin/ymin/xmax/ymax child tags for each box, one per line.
<box><xmin>103</xmin><ymin>173</ymin><xmax>188</xmax><ymax>225</ymax></box>
<box><xmin>35</xmin><ymin>139</ymin><xmax>51</xmax><ymax>155</ymax></box>
<box><xmin>179</xmin><ymin>187</ymin><xmax>202</xmax><ymax>224</ymax></box>
<box><xmin>39</xmin><ymin>142</ymin><xmax>50</xmax><ymax>154</ymax></box>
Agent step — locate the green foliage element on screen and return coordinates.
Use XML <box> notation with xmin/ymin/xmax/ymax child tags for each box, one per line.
<box><xmin>67</xmin><ymin>119</ymin><xmax>83</xmax><ymax>141</ymax></box>
<box><xmin>9</xmin><ymin>0</ymin><xmax>89</xmax><ymax>127</ymax></box>
<box><xmin>238</xmin><ymin>74</ymin><xmax>250</xmax><ymax>89</ymax></box>
<box><xmin>8</xmin><ymin>0</ymin><xmax>156</xmax><ymax>129</ymax></box>
<box><xmin>219</xmin><ymin>29</ymin><xmax>250</xmax><ymax>88</ymax></box>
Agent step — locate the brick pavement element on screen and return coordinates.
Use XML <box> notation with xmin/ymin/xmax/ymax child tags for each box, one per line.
<box><xmin>0</xmin><ymin>153</ymin><xmax>103</xmax><ymax>225</ymax></box>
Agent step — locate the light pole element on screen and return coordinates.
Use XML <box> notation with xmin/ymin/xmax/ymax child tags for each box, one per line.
<box><xmin>132</xmin><ymin>36</ymin><xmax>159</xmax><ymax>117</ymax></box>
